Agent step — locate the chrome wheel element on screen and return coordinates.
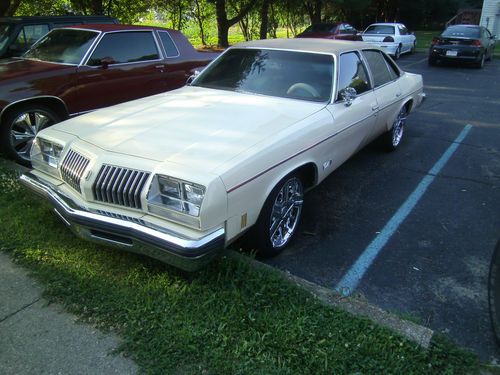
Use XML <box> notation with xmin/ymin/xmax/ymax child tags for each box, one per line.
<box><xmin>394</xmin><ymin>45</ymin><xmax>401</xmax><ymax>60</ymax></box>
<box><xmin>9</xmin><ymin>109</ymin><xmax>56</xmax><ymax>162</ymax></box>
<box><xmin>391</xmin><ymin>107</ymin><xmax>407</xmax><ymax>148</ymax></box>
<box><xmin>269</xmin><ymin>176</ymin><xmax>304</xmax><ymax>248</ymax></box>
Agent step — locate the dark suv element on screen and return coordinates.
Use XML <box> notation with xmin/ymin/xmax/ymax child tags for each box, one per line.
<box><xmin>0</xmin><ymin>15</ymin><xmax>117</xmax><ymax>59</ymax></box>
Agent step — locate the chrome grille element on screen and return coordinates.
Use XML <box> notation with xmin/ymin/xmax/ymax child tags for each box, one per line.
<box><xmin>92</xmin><ymin>165</ymin><xmax>150</xmax><ymax>209</ymax></box>
<box><xmin>60</xmin><ymin>149</ymin><xmax>90</xmax><ymax>193</ymax></box>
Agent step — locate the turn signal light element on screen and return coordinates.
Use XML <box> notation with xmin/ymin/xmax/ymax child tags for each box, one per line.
<box><xmin>383</xmin><ymin>36</ymin><xmax>394</xmax><ymax>42</ymax></box>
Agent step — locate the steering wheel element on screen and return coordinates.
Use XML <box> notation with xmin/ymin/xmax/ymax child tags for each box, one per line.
<box><xmin>286</xmin><ymin>83</ymin><xmax>320</xmax><ymax>99</ymax></box>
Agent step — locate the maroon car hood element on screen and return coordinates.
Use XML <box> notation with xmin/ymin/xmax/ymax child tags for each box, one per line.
<box><xmin>0</xmin><ymin>58</ymin><xmax>74</xmax><ymax>81</ymax></box>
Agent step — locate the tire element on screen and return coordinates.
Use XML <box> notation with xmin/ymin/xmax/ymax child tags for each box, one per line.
<box><xmin>394</xmin><ymin>45</ymin><xmax>401</xmax><ymax>60</ymax></box>
<box><xmin>382</xmin><ymin>105</ymin><xmax>407</xmax><ymax>151</ymax></box>
<box><xmin>428</xmin><ymin>56</ymin><xmax>437</xmax><ymax>66</ymax></box>
<box><xmin>410</xmin><ymin>41</ymin><xmax>416</xmax><ymax>54</ymax></box>
<box><xmin>0</xmin><ymin>104</ymin><xmax>61</xmax><ymax>166</ymax></box>
<box><xmin>475</xmin><ymin>53</ymin><xmax>485</xmax><ymax>69</ymax></box>
<box><xmin>489</xmin><ymin>240</ymin><xmax>500</xmax><ymax>346</ymax></box>
<box><xmin>251</xmin><ymin>173</ymin><xmax>304</xmax><ymax>257</ymax></box>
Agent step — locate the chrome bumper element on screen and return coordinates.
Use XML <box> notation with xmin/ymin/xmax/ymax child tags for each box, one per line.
<box><xmin>19</xmin><ymin>172</ymin><xmax>225</xmax><ymax>271</ymax></box>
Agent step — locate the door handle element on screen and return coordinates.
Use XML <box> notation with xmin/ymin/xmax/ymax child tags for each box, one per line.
<box><xmin>396</xmin><ymin>92</ymin><xmax>402</xmax><ymax>97</ymax></box>
<box><xmin>371</xmin><ymin>104</ymin><xmax>379</xmax><ymax>111</ymax></box>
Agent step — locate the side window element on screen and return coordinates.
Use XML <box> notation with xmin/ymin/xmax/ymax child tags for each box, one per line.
<box><xmin>340</xmin><ymin>24</ymin><xmax>353</xmax><ymax>34</ymax></box>
<box><xmin>14</xmin><ymin>24</ymin><xmax>49</xmax><ymax>49</ymax></box>
<box><xmin>337</xmin><ymin>51</ymin><xmax>371</xmax><ymax>100</ymax></box>
<box><xmin>398</xmin><ymin>25</ymin><xmax>408</xmax><ymax>35</ymax></box>
<box><xmin>158</xmin><ymin>31</ymin><xmax>179</xmax><ymax>57</ymax></box>
<box><xmin>362</xmin><ymin>50</ymin><xmax>399</xmax><ymax>88</ymax></box>
<box><xmin>87</xmin><ymin>31</ymin><xmax>159</xmax><ymax>66</ymax></box>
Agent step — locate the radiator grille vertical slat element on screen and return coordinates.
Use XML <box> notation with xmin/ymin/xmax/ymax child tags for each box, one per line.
<box><xmin>60</xmin><ymin>150</ymin><xmax>90</xmax><ymax>193</ymax></box>
<box><xmin>92</xmin><ymin>164</ymin><xmax>150</xmax><ymax>209</ymax></box>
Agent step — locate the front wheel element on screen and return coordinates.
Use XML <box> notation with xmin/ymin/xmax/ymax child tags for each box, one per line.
<box><xmin>252</xmin><ymin>174</ymin><xmax>304</xmax><ymax>257</ymax></box>
<box><xmin>382</xmin><ymin>105</ymin><xmax>407</xmax><ymax>151</ymax></box>
<box><xmin>0</xmin><ymin>104</ymin><xmax>61</xmax><ymax>166</ymax></box>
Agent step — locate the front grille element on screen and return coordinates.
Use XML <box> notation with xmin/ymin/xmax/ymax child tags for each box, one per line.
<box><xmin>60</xmin><ymin>149</ymin><xmax>90</xmax><ymax>193</ymax></box>
<box><xmin>92</xmin><ymin>165</ymin><xmax>150</xmax><ymax>209</ymax></box>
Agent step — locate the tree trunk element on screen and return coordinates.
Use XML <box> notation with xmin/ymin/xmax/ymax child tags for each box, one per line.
<box><xmin>194</xmin><ymin>0</ymin><xmax>207</xmax><ymax>46</ymax></box>
<box><xmin>303</xmin><ymin>0</ymin><xmax>322</xmax><ymax>24</ymax></box>
<box><xmin>259</xmin><ymin>0</ymin><xmax>271</xmax><ymax>40</ymax></box>
<box><xmin>215</xmin><ymin>0</ymin><xmax>255</xmax><ymax>48</ymax></box>
<box><xmin>1</xmin><ymin>0</ymin><xmax>22</xmax><ymax>16</ymax></box>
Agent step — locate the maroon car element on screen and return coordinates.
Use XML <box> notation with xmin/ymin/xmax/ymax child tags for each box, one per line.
<box><xmin>0</xmin><ymin>24</ymin><xmax>218</xmax><ymax>165</ymax></box>
<box><xmin>296</xmin><ymin>23</ymin><xmax>362</xmax><ymax>41</ymax></box>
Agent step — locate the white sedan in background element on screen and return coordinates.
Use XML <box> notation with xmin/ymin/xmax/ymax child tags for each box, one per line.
<box><xmin>362</xmin><ymin>23</ymin><xmax>417</xmax><ymax>59</ymax></box>
<box><xmin>21</xmin><ymin>39</ymin><xmax>425</xmax><ymax>271</ymax></box>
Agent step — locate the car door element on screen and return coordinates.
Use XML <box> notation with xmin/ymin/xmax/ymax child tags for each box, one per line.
<box><xmin>397</xmin><ymin>25</ymin><xmax>411</xmax><ymax>52</ymax></box>
<box><xmin>362</xmin><ymin>49</ymin><xmax>404</xmax><ymax>139</ymax></box>
<box><xmin>74</xmin><ymin>30</ymin><xmax>166</xmax><ymax>113</ymax></box>
<box><xmin>326</xmin><ymin>51</ymin><xmax>378</xmax><ymax>169</ymax></box>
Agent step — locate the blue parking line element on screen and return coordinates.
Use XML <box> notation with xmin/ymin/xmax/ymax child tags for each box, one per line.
<box><xmin>335</xmin><ymin>124</ymin><xmax>473</xmax><ymax>296</ymax></box>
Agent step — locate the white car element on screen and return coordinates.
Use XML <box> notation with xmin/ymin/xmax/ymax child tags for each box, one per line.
<box><xmin>362</xmin><ymin>23</ymin><xmax>417</xmax><ymax>59</ymax></box>
<box><xmin>20</xmin><ymin>39</ymin><xmax>425</xmax><ymax>271</ymax></box>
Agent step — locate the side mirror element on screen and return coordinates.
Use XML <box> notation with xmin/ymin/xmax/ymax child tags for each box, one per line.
<box><xmin>100</xmin><ymin>56</ymin><xmax>116</xmax><ymax>69</ymax></box>
<box><xmin>187</xmin><ymin>70</ymin><xmax>201</xmax><ymax>85</ymax></box>
<box><xmin>340</xmin><ymin>87</ymin><xmax>357</xmax><ymax>107</ymax></box>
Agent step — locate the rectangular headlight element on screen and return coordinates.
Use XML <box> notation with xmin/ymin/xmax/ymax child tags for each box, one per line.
<box><xmin>147</xmin><ymin>175</ymin><xmax>206</xmax><ymax>225</ymax></box>
<box><xmin>31</xmin><ymin>137</ymin><xmax>64</xmax><ymax>175</ymax></box>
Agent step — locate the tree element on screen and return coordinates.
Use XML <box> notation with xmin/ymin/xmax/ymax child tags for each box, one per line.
<box><xmin>303</xmin><ymin>0</ymin><xmax>322</xmax><ymax>24</ymax></box>
<box><xmin>211</xmin><ymin>0</ymin><xmax>255</xmax><ymax>47</ymax></box>
<box><xmin>1</xmin><ymin>0</ymin><xmax>22</xmax><ymax>16</ymax></box>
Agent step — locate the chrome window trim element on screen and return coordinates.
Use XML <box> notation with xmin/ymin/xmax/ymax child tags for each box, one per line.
<box><xmin>157</xmin><ymin>30</ymin><xmax>180</xmax><ymax>58</ymax></box>
<box><xmin>334</xmin><ymin>50</ymin><xmax>373</xmax><ymax>103</ymax></box>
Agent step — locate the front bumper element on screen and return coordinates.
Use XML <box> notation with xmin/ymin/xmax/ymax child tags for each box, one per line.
<box><xmin>20</xmin><ymin>172</ymin><xmax>225</xmax><ymax>271</ymax></box>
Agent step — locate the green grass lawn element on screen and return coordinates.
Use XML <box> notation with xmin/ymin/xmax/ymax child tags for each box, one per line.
<box><xmin>0</xmin><ymin>161</ymin><xmax>480</xmax><ymax>374</ymax></box>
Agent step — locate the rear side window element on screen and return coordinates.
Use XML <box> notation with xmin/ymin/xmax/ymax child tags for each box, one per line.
<box><xmin>337</xmin><ymin>52</ymin><xmax>370</xmax><ymax>100</ymax></box>
<box><xmin>88</xmin><ymin>31</ymin><xmax>159</xmax><ymax>66</ymax></box>
<box><xmin>158</xmin><ymin>31</ymin><xmax>179</xmax><ymax>57</ymax></box>
<box><xmin>14</xmin><ymin>24</ymin><xmax>49</xmax><ymax>50</ymax></box>
<box><xmin>362</xmin><ymin>50</ymin><xmax>399</xmax><ymax>87</ymax></box>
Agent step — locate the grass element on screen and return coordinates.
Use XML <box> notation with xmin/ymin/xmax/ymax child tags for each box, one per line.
<box><xmin>0</xmin><ymin>162</ymin><xmax>480</xmax><ymax>374</ymax></box>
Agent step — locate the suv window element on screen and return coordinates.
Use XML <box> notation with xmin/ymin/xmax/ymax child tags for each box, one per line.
<box><xmin>362</xmin><ymin>50</ymin><xmax>399</xmax><ymax>87</ymax></box>
<box><xmin>88</xmin><ymin>31</ymin><xmax>160</xmax><ymax>66</ymax></box>
<box><xmin>337</xmin><ymin>52</ymin><xmax>370</xmax><ymax>100</ymax></box>
<box><xmin>158</xmin><ymin>31</ymin><xmax>179</xmax><ymax>57</ymax></box>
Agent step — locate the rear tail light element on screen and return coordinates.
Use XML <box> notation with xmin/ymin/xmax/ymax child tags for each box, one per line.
<box><xmin>471</xmin><ymin>39</ymin><xmax>481</xmax><ymax>46</ymax></box>
<box><xmin>383</xmin><ymin>36</ymin><xmax>394</xmax><ymax>42</ymax></box>
<box><xmin>431</xmin><ymin>37</ymin><xmax>439</xmax><ymax>45</ymax></box>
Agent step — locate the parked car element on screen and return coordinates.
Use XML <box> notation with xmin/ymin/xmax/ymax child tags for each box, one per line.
<box><xmin>296</xmin><ymin>22</ymin><xmax>362</xmax><ymax>41</ymax></box>
<box><xmin>361</xmin><ymin>22</ymin><xmax>416</xmax><ymax>59</ymax></box>
<box><xmin>428</xmin><ymin>24</ymin><xmax>496</xmax><ymax>68</ymax></box>
<box><xmin>0</xmin><ymin>24</ymin><xmax>217</xmax><ymax>165</ymax></box>
<box><xmin>0</xmin><ymin>16</ymin><xmax>118</xmax><ymax>59</ymax></box>
<box><xmin>20</xmin><ymin>39</ymin><xmax>425</xmax><ymax>271</ymax></box>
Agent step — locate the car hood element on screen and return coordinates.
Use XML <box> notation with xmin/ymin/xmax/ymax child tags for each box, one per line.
<box><xmin>0</xmin><ymin>58</ymin><xmax>73</xmax><ymax>81</ymax></box>
<box><xmin>52</xmin><ymin>86</ymin><xmax>326</xmax><ymax>172</ymax></box>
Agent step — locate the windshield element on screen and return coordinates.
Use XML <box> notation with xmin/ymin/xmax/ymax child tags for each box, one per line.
<box><xmin>0</xmin><ymin>23</ymin><xmax>12</xmax><ymax>52</ymax></box>
<box><xmin>23</xmin><ymin>28</ymin><xmax>99</xmax><ymax>64</ymax></box>
<box><xmin>193</xmin><ymin>48</ymin><xmax>333</xmax><ymax>103</ymax></box>
<box><xmin>364</xmin><ymin>25</ymin><xmax>395</xmax><ymax>35</ymax></box>
<box><xmin>303</xmin><ymin>23</ymin><xmax>338</xmax><ymax>33</ymax></box>
<box><xmin>442</xmin><ymin>26</ymin><xmax>480</xmax><ymax>38</ymax></box>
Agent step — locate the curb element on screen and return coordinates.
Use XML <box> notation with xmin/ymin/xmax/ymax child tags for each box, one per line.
<box><xmin>229</xmin><ymin>252</ymin><xmax>434</xmax><ymax>349</ymax></box>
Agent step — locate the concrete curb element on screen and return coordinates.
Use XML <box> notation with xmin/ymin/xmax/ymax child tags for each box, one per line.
<box><xmin>228</xmin><ymin>252</ymin><xmax>434</xmax><ymax>349</ymax></box>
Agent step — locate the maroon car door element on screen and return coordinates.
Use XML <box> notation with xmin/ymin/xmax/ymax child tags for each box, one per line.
<box><xmin>72</xmin><ymin>30</ymin><xmax>166</xmax><ymax>114</ymax></box>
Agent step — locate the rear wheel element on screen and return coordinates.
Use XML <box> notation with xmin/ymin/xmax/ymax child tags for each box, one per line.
<box><xmin>382</xmin><ymin>105</ymin><xmax>407</xmax><ymax>151</ymax></box>
<box><xmin>410</xmin><ymin>41</ymin><xmax>416</xmax><ymax>54</ymax></box>
<box><xmin>394</xmin><ymin>45</ymin><xmax>402</xmax><ymax>60</ymax></box>
<box><xmin>475</xmin><ymin>53</ymin><xmax>485</xmax><ymax>69</ymax></box>
<box><xmin>0</xmin><ymin>104</ymin><xmax>61</xmax><ymax>166</ymax></box>
<box><xmin>252</xmin><ymin>173</ymin><xmax>304</xmax><ymax>257</ymax></box>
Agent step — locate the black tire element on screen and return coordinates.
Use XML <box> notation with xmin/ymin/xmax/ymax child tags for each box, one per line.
<box><xmin>489</xmin><ymin>240</ymin><xmax>500</xmax><ymax>346</ymax></box>
<box><xmin>475</xmin><ymin>53</ymin><xmax>485</xmax><ymax>69</ymax></box>
<box><xmin>382</xmin><ymin>105</ymin><xmax>408</xmax><ymax>151</ymax></box>
<box><xmin>428</xmin><ymin>56</ymin><xmax>437</xmax><ymax>66</ymax></box>
<box><xmin>251</xmin><ymin>173</ymin><xmax>304</xmax><ymax>258</ymax></box>
<box><xmin>486</xmin><ymin>48</ymin><xmax>492</xmax><ymax>62</ymax></box>
<box><xmin>410</xmin><ymin>41</ymin><xmax>416</xmax><ymax>54</ymax></box>
<box><xmin>0</xmin><ymin>104</ymin><xmax>61</xmax><ymax>166</ymax></box>
<box><xmin>394</xmin><ymin>45</ymin><xmax>401</xmax><ymax>60</ymax></box>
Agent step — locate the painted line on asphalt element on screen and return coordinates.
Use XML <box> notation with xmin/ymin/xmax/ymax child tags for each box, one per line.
<box><xmin>400</xmin><ymin>57</ymin><xmax>428</xmax><ymax>68</ymax></box>
<box><xmin>335</xmin><ymin>124</ymin><xmax>473</xmax><ymax>296</ymax></box>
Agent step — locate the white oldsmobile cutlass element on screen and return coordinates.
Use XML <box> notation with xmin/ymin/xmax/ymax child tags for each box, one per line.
<box><xmin>20</xmin><ymin>39</ymin><xmax>425</xmax><ymax>271</ymax></box>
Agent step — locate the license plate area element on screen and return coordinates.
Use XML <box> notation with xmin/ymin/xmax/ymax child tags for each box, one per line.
<box><xmin>446</xmin><ymin>50</ymin><xmax>458</xmax><ymax>57</ymax></box>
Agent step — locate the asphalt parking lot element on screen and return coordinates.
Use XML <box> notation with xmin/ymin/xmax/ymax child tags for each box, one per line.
<box><xmin>264</xmin><ymin>52</ymin><xmax>500</xmax><ymax>362</ymax></box>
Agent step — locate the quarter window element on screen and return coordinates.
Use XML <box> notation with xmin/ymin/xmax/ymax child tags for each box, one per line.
<box><xmin>337</xmin><ymin>52</ymin><xmax>370</xmax><ymax>100</ymax></box>
<box><xmin>158</xmin><ymin>31</ymin><xmax>179</xmax><ymax>57</ymax></box>
<box><xmin>88</xmin><ymin>31</ymin><xmax>159</xmax><ymax>66</ymax></box>
<box><xmin>362</xmin><ymin>50</ymin><xmax>399</xmax><ymax>88</ymax></box>
<box><xmin>14</xmin><ymin>24</ymin><xmax>49</xmax><ymax>50</ymax></box>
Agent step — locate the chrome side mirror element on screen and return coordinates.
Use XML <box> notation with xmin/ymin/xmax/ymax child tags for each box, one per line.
<box><xmin>340</xmin><ymin>87</ymin><xmax>357</xmax><ymax>107</ymax></box>
<box><xmin>187</xmin><ymin>70</ymin><xmax>201</xmax><ymax>85</ymax></box>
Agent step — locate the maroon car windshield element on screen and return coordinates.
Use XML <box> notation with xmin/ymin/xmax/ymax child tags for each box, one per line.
<box><xmin>23</xmin><ymin>28</ymin><xmax>99</xmax><ymax>65</ymax></box>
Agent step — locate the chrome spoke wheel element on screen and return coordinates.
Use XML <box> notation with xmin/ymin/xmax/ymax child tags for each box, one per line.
<box><xmin>392</xmin><ymin>107</ymin><xmax>407</xmax><ymax>148</ymax></box>
<box><xmin>10</xmin><ymin>110</ymin><xmax>55</xmax><ymax>161</ymax></box>
<box><xmin>269</xmin><ymin>177</ymin><xmax>304</xmax><ymax>248</ymax></box>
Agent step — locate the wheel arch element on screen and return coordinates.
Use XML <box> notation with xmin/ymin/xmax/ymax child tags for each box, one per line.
<box><xmin>0</xmin><ymin>96</ymin><xmax>69</xmax><ymax>124</ymax></box>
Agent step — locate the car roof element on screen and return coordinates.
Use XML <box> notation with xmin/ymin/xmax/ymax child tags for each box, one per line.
<box><xmin>366</xmin><ymin>23</ymin><xmax>401</xmax><ymax>26</ymax></box>
<box><xmin>233</xmin><ymin>38</ymin><xmax>374</xmax><ymax>55</ymax></box>
<box><xmin>0</xmin><ymin>16</ymin><xmax>115</xmax><ymax>24</ymax></box>
<box><xmin>64</xmin><ymin>24</ymin><xmax>171</xmax><ymax>32</ymax></box>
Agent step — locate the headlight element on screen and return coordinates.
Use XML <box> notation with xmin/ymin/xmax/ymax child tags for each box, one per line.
<box><xmin>147</xmin><ymin>175</ymin><xmax>206</xmax><ymax>225</ymax></box>
<box><xmin>31</xmin><ymin>137</ymin><xmax>64</xmax><ymax>175</ymax></box>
